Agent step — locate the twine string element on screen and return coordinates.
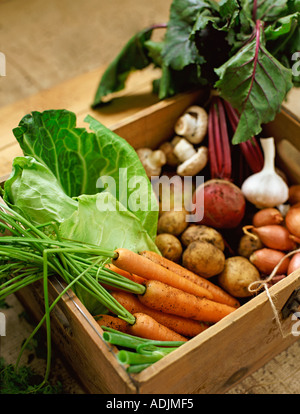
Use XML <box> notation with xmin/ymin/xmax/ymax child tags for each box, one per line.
<box><xmin>248</xmin><ymin>248</ymin><xmax>300</xmax><ymax>339</ymax></box>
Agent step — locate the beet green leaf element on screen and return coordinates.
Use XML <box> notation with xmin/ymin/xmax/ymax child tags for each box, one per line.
<box><xmin>91</xmin><ymin>27</ymin><xmax>155</xmax><ymax>108</ymax></box>
<box><xmin>215</xmin><ymin>21</ymin><xmax>293</xmax><ymax>144</ymax></box>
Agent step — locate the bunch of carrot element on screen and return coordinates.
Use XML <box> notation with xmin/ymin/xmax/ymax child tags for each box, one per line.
<box><xmin>96</xmin><ymin>248</ymin><xmax>240</xmax><ymax>350</ymax></box>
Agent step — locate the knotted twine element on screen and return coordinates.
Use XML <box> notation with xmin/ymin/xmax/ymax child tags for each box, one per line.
<box><xmin>247</xmin><ymin>248</ymin><xmax>300</xmax><ymax>339</ymax></box>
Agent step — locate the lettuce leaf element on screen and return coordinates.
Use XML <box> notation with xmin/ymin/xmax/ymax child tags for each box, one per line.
<box><xmin>59</xmin><ymin>192</ymin><xmax>160</xmax><ymax>314</ymax></box>
<box><xmin>4</xmin><ymin>156</ymin><xmax>159</xmax><ymax>253</ymax></box>
<box><xmin>3</xmin><ymin>156</ymin><xmax>78</xmax><ymax>226</ymax></box>
<box><xmin>59</xmin><ymin>192</ymin><xmax>160</xmax><ymax>254</ymax></box>
<box><xmin>3</xmin><ymin>157</ymin><xmax>159</xmax><ymax>315</ymax></box>
<box><xmin>12</xmin><ymin>109</ymin><xmax>158</xmax><ymax>240</ymax></box>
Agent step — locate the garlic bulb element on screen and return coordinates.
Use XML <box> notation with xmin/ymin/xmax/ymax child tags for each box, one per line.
<box><xmin>241</xmin><ymin>137</ymin><xmax>289</xmax><ymax>209</ymax></box>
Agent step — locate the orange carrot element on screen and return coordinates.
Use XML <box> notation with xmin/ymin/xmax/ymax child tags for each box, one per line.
<box><xmin>105</xmin><ymin>263</ymin><xmax>147</xmax><ymax>285</ymax></box>
<box><xmin>139</xmin><ymin>250</ymin><xmax>240</xmax><ymax>308</ymax></box>
<box><xmin>96</xmin><ymin>314</ymin><xmax>129</xmax><ymax>333</ymax></box>
<box><xmin>113</xmin><ymin>248</ymin><xmax>213</xmax><ymax>300</ymax></box>
<box><xmin>112</xmin><ymin>291</ymin><xmax>209</xmax><ymax>338</ymax></box>
<box><xmin>127</xmin><ymin>312</ymin><xmax>188</xmax><ymax>342</ymax></box>
<box><xmin>139</xmin><ymin>280</ymin><xmax>237</xmax><ymax>324</ymax></box>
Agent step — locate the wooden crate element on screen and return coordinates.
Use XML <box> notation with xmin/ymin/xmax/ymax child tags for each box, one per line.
<box><xmin>3</xmin><ymin>90</ymin><xmax>300</xmax><ymax>394</ymax></box>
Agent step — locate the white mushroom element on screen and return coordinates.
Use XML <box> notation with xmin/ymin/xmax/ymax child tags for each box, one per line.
<box><xmin>159</xmin><ymin>141</ymin><xmax>180</xmax><ymax>167</ymax></box>
<box><xmin>136</xmin><ymin>148</ymin><xmax>167</xmax><ymax>177</ymax></box>
<box><xmin>171</xmin><ymin>135</ymin><xmax>182</xmax><ymax>147</ymax></box>
<box><xmin>173</xmin><ymin>138</ymin><xmax>196</xmax><ymax>163</ymax></box>
<box><xmin>175</xmin><ymin>105</ymin><xmax>208</xmax><ymax>144</ymax></box>
<box><xmin>176</xmin><ymin>146</ymin><xmax>208</xmax><ymax>176</ymax></box>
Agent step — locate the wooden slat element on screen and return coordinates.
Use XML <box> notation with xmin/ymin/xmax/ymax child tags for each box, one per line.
<box><xmin>263</xmin><ymin>109</ymin><xmax>300</xmax><ymax>184</ymax></box>
<box><xmin>15</xmin><ymin>262</ymin><xmax>300</xmax><ymax>394</ymax></box>
<box><xmin>112</xmin><ymin>89</ymin><xmax>209</xmax><ymax>149</ymax></box>
<box><xmin>16</xmin><ymin>279</ymin><xmax>138</xmax><ymax>394</ymax></box>
<box><xmin>135</xmin><ymin>272</ymin><xmax>300</xmax><ymax>394</ymax></box>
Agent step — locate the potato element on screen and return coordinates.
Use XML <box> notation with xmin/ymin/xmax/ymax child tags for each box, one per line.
<box><xmin>155</xmin><ymin>233</ymin><xmax>183</xmax><ymax>263</ymax></box>
<box><xmin>157</xmin><ymin>210</ymin><xmax>188</xmax><ymax>236</ymax></box>
<box><xmin>182</xmin><ymin>240</ymin><xmax>225</xmax><ymax>278</ymax></box>
<box><xmin>218</xmin><ymin>256</ymin><xmax>261</xmax><ymax>298</ymax></box>
<box><xmin>237</xmin><ymin>234</ymin><xmax>263</xmax><ymax>258</ymax></box>
<box><xmin>181</xmin><ymin>224</ymin><xmax>225</xmax><ymax>251</ymax></box>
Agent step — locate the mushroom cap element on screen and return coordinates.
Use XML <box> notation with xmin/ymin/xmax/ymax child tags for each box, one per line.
<box><xmin>175</xmin><ymin>106</ymin><xmax>208</xmax><ymax>144</ymax></box>
<box><xmin>136</xmin><ymin>148</ymin><xmax>166</xmax><ymax>177</ymax></box>
<box><xmin>159</xmin><ymin>141</ymin><xmax>180</xmax><ymax>167</ymax></box>
<box><xmin>173</xmin><ymin>138</ymin><xmax>196</xmax><ymax>163</ymax></box>
<box><xmin>177</xmin><ymin>146</ymin><xmax>208</xmax><ymax>176</ymax></box>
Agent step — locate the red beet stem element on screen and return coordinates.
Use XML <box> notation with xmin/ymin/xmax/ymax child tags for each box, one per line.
<box><xmin>208</xmin><ymin>97</ymin><xmax>232</xmax><ymax>180</ymax></box>
<box><xmin>208</xmin><ymin>101</ymin><xmax>220</xmax><ymax>179</ymax></box>
<box><xmin>216</xmin><ymin>97</ymin><xmax>232</xmax><ymax>179</ymax></box>
<box><xmin>223</xmin><ymin>100</ymin><xmax>263</xmax><ymax>173</ymax></box>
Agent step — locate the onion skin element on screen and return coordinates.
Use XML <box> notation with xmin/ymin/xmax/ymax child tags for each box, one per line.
<box><xmin>287</xmin><ymin>252</ymin><xmax>300</xmax><ymax>275</ymax></box>
<box><xmin>266</xmin><ymin>274</ymin><xmax>286</xmax><ymax>288</ymax></box>
<box><xmin>285</xmin><ymin>207</ymin><xmax>300</xmax><ymax>238</ymax></box>
<box><xmin>251</xmin><ymin>224</ymin><xmax>297</xmax><ymax>251</ymax></box>
<box><xmin>252</xmin><ymin>208</ymin><xmax>283</xmax><ymax>227</ymax></box>
<box><xmin>250</xmin><ymin>248</ymin><xmax>290</xmax><ymax>275</ymax></box>
<box><xmin>192</xmin><ymin>179</ymin><xmax>246</xmax><ymax>229</ymax></box>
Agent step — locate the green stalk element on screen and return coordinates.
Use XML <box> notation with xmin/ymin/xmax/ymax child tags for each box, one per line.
<box><xmin>136</xmin><ymin>343</ymin><xmax>178</xmax><ymax>355</ymax></box>
<box><xmin>102</xmin><ymin>331</ymin><xmax>147</xmax><ymax>350</ymax></box>
<box><xmin>85</xmin><ymin>267</ymin><xmax>145</xmax><ymax>295</ymax></box>
<box><xmin>101</xmin><ymin>326</ymin><xmax>186</xmax><ymax>347</ymax></box>
<box><xmin>102</xmin><ymin>330</ymin><xmax>185</xmax><ymax>350</ymax></box>
<box><xmin>102</xmin><ymin>327</ymin><xmax>185</xmax><ymax>373</ymax></box>
<box><xmin>0</xmin><ymin>237</ymin><xmax>116</xmax><ymax>258</ymax></box>
<box><xmin>14</xmin><ymin>256</ymin><xmax>105</xmax><ymax>383</ymax></box>
<box><xmin>0</xmin><ymin>204</ymin><xmax>54</xmax><ymax>240</ymax></box>
<box><xmin>117</xmin><ymin>350</ymin><xmax>164</xmax><ymax>365</ymax></box>
<box><xmin>126</xmin><ymin>363</ymin><xmax>152</xmax><ymax>373</ymax></box>
<box><xmin>0</xmin><ymin>274</ymin><xmax>43</xmax><ymax>299</ymax></box>
<box><xmin>62</xmin><ymin>253</ymin><xmax>136</xmax><ymax>323</ymax></box>
<box><xmin>0</xmin><ymin>205</ymin><xmax>149</xmax><ymax>382</ymax></box>
<box><xmin>41</xmin><ymin>247</ymin><xmax>51</xmax><ymax>387</ymax></box>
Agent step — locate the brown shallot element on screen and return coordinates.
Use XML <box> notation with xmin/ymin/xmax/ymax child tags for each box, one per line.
<box><xmin>249</xmin><ymin>248</ymin><xmax>290</xmax><ymax>275</ymax></box>
<box><xmin>287</xmin><ymin>252</ymin><xmax>300</xmax><ymax>275</ymax></box>
<box><xmin>243</xmin><ymin>224</ymin><xmax>296</xmax><ymax>251</ymax></box>
<box><xmin>266</xmin><ymin>275</ymin><xmax>286</xmax><ymax>288</ymax></box>
<box><xmin>285</xmin><ymin>206</ymin><xmax>300</xmax><ymax>239</ymax></box>
<box><xmin>252</xmin><ymin>208</ymin><xmax>284</xmax><ymax>227</ymax></box>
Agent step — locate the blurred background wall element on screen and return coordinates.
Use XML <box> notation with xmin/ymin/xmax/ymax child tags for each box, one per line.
<box><xmin>0</xmin><ymin>0</ymin><xmax>172</xmax><ymax>107</ymax></box>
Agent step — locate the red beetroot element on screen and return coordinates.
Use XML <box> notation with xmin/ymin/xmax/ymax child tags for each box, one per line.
<box><xmin>192</xmin><ymin>97</ymin><xmax>248</xmax><ymax>229</ymax></box>
<box><xmin>193</xmin><ymin>179</ymin><xmax>246</xmax><ymax>228</ymax></box>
